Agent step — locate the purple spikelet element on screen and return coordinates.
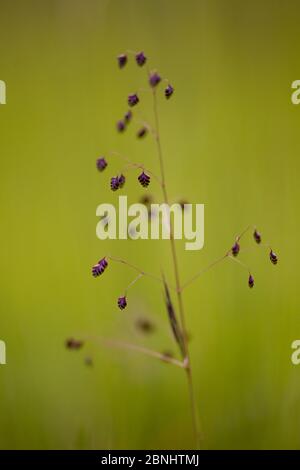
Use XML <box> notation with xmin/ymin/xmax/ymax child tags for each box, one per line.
<box><xmin>135</xmin><ymin>51</ymin><xmax>146</xmax><ymax>66</ymax></box>
<box><xmin>118</xmin><ymin>54</ymin><xmax>127</xmax><ymax>68</ymax></box>
<box><xmin>66</xmin><ymin>338</ymin><xmax>83</xmax><ymax>350</ymax></box>
<box><xmin>118</xmin><ymin>174</ymin><xmax>126</xmax><ymax>188</ymax></box>
<box><xmin>96</xmin><ymin>157</ymin><xmax>107</xmax><ymax>172</ymax></box>
<box><xmin>92</xmin><ymin>258</ymin><xmax>108</xmax><ymax>277</ymax></box>
<box><xmin>128</xmin><ymin>94</ymin><xmax>139</xmax><ymax>107</ymax></box>
<box><xmin>231</xmin><ymin>242</ymin><xmax>240</xmax><ymax>257</ymax></box>
<box><xmin>138</xmin><ymin>171</ymin><xmax>151</xmax><ymax>187</ymax></box>
<box><xmin>165</xmin><ymin>84</ymin><xmax>174</xmax><ymax>99</ymax></box>
<box><xmin>110</xmin><ymin>176</ymin><xmax>120</xmax><ymax>191</ymax></box>
<box><xmin>137</xmin><ymin>127</ymin><xmax>147</xmax><ymax>138</ymax></box>
<box><xmin>253</xmin><ymin>229</ymin><xmax>261</xmax><ymax>244</ymax></box>
<box><xmin>149</xmin><ymin>72</ymin><xmax>161</xmax><ymax>87</ymax></box>
<box><xmin>118</xmin><ymin>296</ymin><xmax>127</xmax><ymax>310</ymax></box>
<box><xmin>124</xmin><ymin>110</ymin><xmax>132</xmax><ymax>123</ymax></box>
<box><xmin>270</xmin><ymin>250</ymin><xmax>278</xmax><ymax>265</ymax></box>
<box><xmin>248</xmin><ymin>274</ymin><xmax>254</xmax><ymax>288</ymax></box>
<box><xmin>117</xmin><ymin>120</ymin><xmax>125</xmax><ymax>132</ymax></box>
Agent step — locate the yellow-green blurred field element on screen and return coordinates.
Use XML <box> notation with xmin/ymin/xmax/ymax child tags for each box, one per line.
<box><xmin>0</xmin><ymin>0</ymin><xmax>300</xmax><ymax>449</ymax></box>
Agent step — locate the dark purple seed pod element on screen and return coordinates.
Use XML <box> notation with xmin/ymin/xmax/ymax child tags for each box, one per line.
<box><xmin>165</xmin><ymin>84</ymin><xmax>174</xmax><ymax>99</ymax></box>
<box><xmin>162</xmin><ymin>350</ymin><xmax>174</xmax><ymax>360</ymax></box>
<box><xmin>135</xmin><ymin>317</ymin><xmax>155</xmax><ymax>334</ymax></box>
<box><xmin>248</xmin><ymin>274</ymin><xmax>254</xmax><ymax>288</ymax></box>
<box><xmin>270</xmin><ymin>250</ymin><xmax>278</xmax><ymax>265</ymax></box>
<box><xmin>110</xmin><ymin>176</ymin><xmax>120</xmax><ymax>191</ymax></box>
<box><xmin>138</xmin><ymin>171</ymin><xmax>151</xmax><ymax>187</ymax></box>
<box><xmin>92</xmin><ymin>257</ymin><xmax>108</xmax><ymax>277</ymax></box>
<box><xmin>84</xmin><ymin>356</ymin><xmax>93</xmax><ymax>366</ymax></box>
<box><xmin>92</xmin><ymin>264</ymin><xmax>103</xmax><ymax>277</ymax></box>
<box><xmin>96</xmin><ymin>157</ymin><xmax>107</xmax><ymax>172</ymax></box>
<box><xmin>128</xmin><ymin>94</ymin><xmax>139</xmax><ymax>107</ymax></box>
<box><xmin>149</xmin><ymin>72</ymin><xmax>161</xmax><ymax>87</ymax></box>
<box><xmin>253</xmin><ymin>229</ymin><xmax>261</xmax><ymax>244</ymax></box>
<box><xmin>118</xmin><ymin>174</ymin><xmax>126</xmax><ymax>188</ymax></box>
<box><xmin>124</xmin><ymin>110</ymin><xmax>132</xmax><ymax>123</ymax></box>
<box><xmin>137</xmin><ymin>127</ymin><xmax>147</xmax><ymax>138</ymax></box>
<box><xmin>118</xmin><ymin>296</ymin><xmax>127</xmax><ymax>310</ymax></box>
<box><xmin>118</xmin><ymin>53</ymin><xmax>127</xmax><ymax>68</ymax></box>
<box><xmin>116</xmin><ymin>120</ymin><xmax>125</xmax><ymax>132</ymax></box>
<box><xmin>139</xmin><ymin>194</ymin><xmax>153</xmax><ymax>205</ymax></box>
<box><xmin>99</xmin><ymin>257</ymin><xmax>108</xmax><ymax>270</ymax></box>
<box><xmin>231</xmin><ymin>242</ymin><xmax>240</xmax><ymax>257</ymax></box>
<box><xmin>135</xmin><ymin>51</ymin><xmax>146</xmax><ymax>66</ymax></box>
<box><xmin>65</xmin><ymin>338</ymin><xmax>83</xmax><ymax>350</ymax></box>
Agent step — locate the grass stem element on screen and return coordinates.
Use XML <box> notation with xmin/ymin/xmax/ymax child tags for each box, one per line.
<box><xmin>152</xmin><ymin>87</ymin><xmax>202</xmax><ymax>448</ymax></box>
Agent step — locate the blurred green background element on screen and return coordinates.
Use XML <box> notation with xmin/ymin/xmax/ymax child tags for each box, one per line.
<box><xmin>0</xmin><ymin>0</ymin><xmax>300</xmax><ymax>450</ymax></box>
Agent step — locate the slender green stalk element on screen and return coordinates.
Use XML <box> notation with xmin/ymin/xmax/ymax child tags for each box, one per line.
<box><xmin>152</xmin><ymin>88</ymin><xmax>201</xmax><ymax>448</ymax></box>
<box><xmin>89</xmin><ymin>336</ymin><xmax>186</xmax><ymax>368</ymax></box>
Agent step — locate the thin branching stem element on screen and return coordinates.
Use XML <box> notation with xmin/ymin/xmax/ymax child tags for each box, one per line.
<box><xmin>228</xmin><ymin>255</ymin><xmax>251</xmax><ymax>273</ymax></box>
<box><xmin>134</xmin><ymin>113</ymin><xmax>157</xmax><ymax>137</ymax></box>
<box><xmin>107</xmin><ymin>255</ymin><xmax>176</xmax><ymax>291</ymax></box>
<box><xmin>124</xmin><ymin>273</ymin><xmax>144</xmax><ymax>294</ymax></box>
<box><xmin>182</xmin><ymin>225</ymin><xmax>267</xmax><ymax>289</ymax></box>
<box><xmin>109</xmin><ymin>151</ymin><xmax>163</xmax><ymax>187</ymax></box>
<box><xmin>152</xmin><ymin>87</ymin><xmax>202</xmax><ymax>448</ymax></box>
<box><xmin>239</xmin><ymin>245</ymin><xmax>271</xmax><ymax>255</ymax></box>
<box><xmin>236</xmin><ymin>225</ymin><xmax>251</xmax><ymax>241</ymax></box>
<box><xmin>182</xmin><ymin>253</ymin><xmax>230</xmax><ymax>291</ymax></box>
<box><xmin>87</xmin><ymin>335</ymin><xmax>185</xmax><ymax>368</ymax></box>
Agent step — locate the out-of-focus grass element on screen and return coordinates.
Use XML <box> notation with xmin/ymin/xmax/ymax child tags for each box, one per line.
<box><xmin>0</xmin><ymin>0</ymin><xmax>300</xmax><ymax>449</ymax></box>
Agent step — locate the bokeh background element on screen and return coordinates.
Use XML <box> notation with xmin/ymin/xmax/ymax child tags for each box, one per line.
<box><xmin>0</xmin><ymin>0</ymin><xmax>300</xmax><ymax>450</ymax></box>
